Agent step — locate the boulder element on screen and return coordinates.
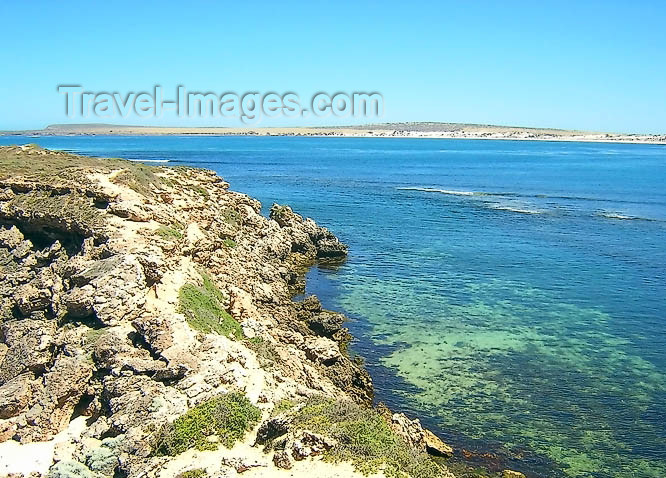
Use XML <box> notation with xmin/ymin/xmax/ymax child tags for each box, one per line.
<box><xmin>390</xmin><ymin>413</ymin><xmax>453</xmax><ymax>458</ymax></box>
<box><xmin>13</xmin><ymin>282</ymin><xmax>52</xmax><ymax>315</ymax></box>
<box><xmin>62</xmin><ymin>285</ymin><xmax>95</xmax><ymax>318</ymax></box>
<box><xmin>131</xmin><ymin>316</ymin><xmax>174</xmax><ymax>355</ymax></box>
<box><xmin>503</xmin><ymin>471</ymin><xmax>526</xmax><ymax>478</ymax></box>
<box><xmin>307</xmin><ymin>311</ymin><xmax>345</xmax><ymax>338</ymax></box>
<box><xmin>0</xmin><ymin>372</ymin><xmax>34</xmax><ymax>418</ymax></box>
<box><xmin>19</xmin><ymin>356</ymin><xmax>94</xmax><ymax>441</ymax></box>
<box><xmin>255</xmin><ymin>413</ymin><xmax>294</xmax><ymax>445</ymax></box>
<box><xmin>0</xmin><ymin>319</ymin><xmax>57</xmax><ymax>384</ymax></box>
<box><xmin>0</xmin><ymin>225</ymin><xmax>24</xmax><ymax>249</ymax></box>
<box><xmin>303</xmin><ymin>337</ymin><xmax>341</xmax><ymax>365</ymax></box>
<box><xmin>271</xmin><ymin>430</ymin><xmax>337</xmax><ymax>469</ymax></box>
<box><xmin>424</xmin><ymin>429</ymin><xmax>455</xmax><ymax>457</ymax></box>
<box><xmin>291</xmin><ymin>430</ymin><xmax>337</xmax><ymax>460</ymax></box>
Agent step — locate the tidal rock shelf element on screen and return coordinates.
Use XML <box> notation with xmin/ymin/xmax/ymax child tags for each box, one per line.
<box><xmin>0</xmin><ymin>145</ymin><xmax>461</xmax><ymax>478</ymax></box>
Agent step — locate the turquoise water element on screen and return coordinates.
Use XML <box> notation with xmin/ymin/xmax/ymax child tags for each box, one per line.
<box><xmin>3</xmin><ymin>136</ymin><xmax>666</xmax><ymax>477</ymax></box>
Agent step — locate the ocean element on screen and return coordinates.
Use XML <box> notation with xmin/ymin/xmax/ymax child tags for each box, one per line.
<box><xmin>3</xmin><ymin>135</ymin><xmax>665</xmax><ymax>478</ymax></box>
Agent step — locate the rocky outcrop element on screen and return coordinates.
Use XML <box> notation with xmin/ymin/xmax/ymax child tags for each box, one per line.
<box><xmin>503</xmin><ymin>471</ymin><xmax>527</xmax><ymax>478</ymax></box>
<box><xmin>269</xmin><ymin>204</ymin><xmax>348</xmax><ymax>259</ymax></box>
<box><xmin>389</xmin><ymin>412</ymin><xmax>454</xmax><ymax>458</ymax></box>
<box><xmin>0</xmin><ymin>145</ymin><xmax>452</xmax><ymax>478</ymax></box>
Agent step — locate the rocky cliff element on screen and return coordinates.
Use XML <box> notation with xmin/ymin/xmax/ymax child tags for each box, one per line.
<box><xmin>0</xmin><ymin>145</ymin><xmax>456</xmax><ymax>478</ymax></box>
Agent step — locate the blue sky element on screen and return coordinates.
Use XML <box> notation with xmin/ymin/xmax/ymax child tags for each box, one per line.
<box><xmin>1</xmin><ymin>0</ymin><xmax>665</xmax><ymax>132</ymax></box>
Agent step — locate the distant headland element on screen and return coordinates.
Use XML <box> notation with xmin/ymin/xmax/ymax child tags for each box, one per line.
<box><xmin>2</xmin><ymin>122</ymin><xmax>665</xmax><ymax>144</ymax></box>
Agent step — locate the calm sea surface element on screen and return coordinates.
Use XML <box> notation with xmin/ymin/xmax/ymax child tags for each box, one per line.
<box><xmin>3</xmin><ymin>135</ymin><xmax>665</xmax><ymax>478</ymax></box>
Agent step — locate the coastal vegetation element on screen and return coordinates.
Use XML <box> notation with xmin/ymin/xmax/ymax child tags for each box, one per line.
<box><xmin>0</xmin><ymin>145</ymin><xmax>437</xmax><ymax>477</ymax></box>
<box><xmin>177</xmin><ymin>470</ymin><xmax>207</xmax><ymax>478</ymax></box>
<box><xmin>268</xmin><ymin>397</ymin><xmax>442</xmax><ymax>478</ymax></box>
<box><xmin>178</xmin><ymin>274</ymin><xmax>243</xmax><ymax>339</ymax></box>
<box><xmin>155</xmin><ymin>224</ymin><xmax>183</xmax><ymax>240</ymax></box>
<box><xmin>4</xmin><ymin>190</ymin><xmax>104</xmax><ymax>239</ymax></box>
<box><xmin>110</xmin><ymin>164</ymin><xmax>164</xmax><ymax>198</ymax></box>
<box><xmin>153</xmin><ymin>392</ymin><xmax>261</xmax><ymax>455</ymax></box>
<box><xmin>0</xmin><ymin>143</ymin><xmax>162</xmax><ymax>190</ymax></box>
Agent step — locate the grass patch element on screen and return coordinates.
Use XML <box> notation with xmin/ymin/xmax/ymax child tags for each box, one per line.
<box><xmin>272</xmin><ymin>399</ymin><xmax>297</xmax><ymax>417</ymax></box>
<box><xmin>221</xmin><ymin>208</ymin><xmax>242</xmax><ymax>228</ymax></box>
<box><xmin>245</xmin><ymin>336</ymin><xmax>279</xmax><ymax>365</ymax></box>
<box><xmin>201</xmin><ymin>272</ymin><xmax>227</xmax><ymax>304</ymax></box>
<box><xmin>177</xmin><ymin>469</ymin><xmax>207</xmax><ymax>478</ymax></box>
<box><xmin>153</xmin><ymin>392</ymin><xmax>261</xmax><ymax>456</ymax></box>
<box><xmin>191</xmin><ymin>185</ymin><xmax>210</xmax><ymax>198</ymax></box>
<box><xmin>83</xmin><ymin>327</ymin><xmax>106</xmax><ymax>346</ymax></box>
<box><xmin>178</xmin><ymin>275</ymin><xmax>243</xmax><ymax>339</ymax></box>
<box><xmin>111</xmin><ymin>164</ymin><xmax>163</xmax><ymax>197</ymax></box>
<box><xmin>156</xmin><ymin>225</ymin><xmax>183</xmax><ymax>240</ymax></box>
<box><xmin>222</xmin><ymin>238</ymin><xmax>236</xmax><ymax>248</ymax></box>
<box><xmin>283</xmin><ymin>397</ymin><xmax>442</xmax><ymax>478</ymax></box>
<box><xmin>0</xmin><ymin>145</ymin><xmax>164</xmax><ymax>196</ymax></box>
<box><xmin>5</xmin><ymin>190</ymin><xmax>104</xmax><ymax>237</ymax></box>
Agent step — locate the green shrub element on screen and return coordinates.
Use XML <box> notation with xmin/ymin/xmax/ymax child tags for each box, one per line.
<box><xmin>156</xmin><ymin>225</ymin><xmax>183</xmax><ymax>240</ymax></box>
<box><xmin>7</xmin><ymin>191</ymin><xmax>104</xmax><ymax>237</ymax></box>
<box><xmin>245</xmin><ymin>336</ymin><xmax>279</xmax><ymax>365</ymax></box>
<box><xmin>191</xmin><ymin>185</ymin><xmax>210</xmax><ymax>198</ymax></box>
<box><xmin>111</xmin><ymin>165</ymin><xmax>163</xmax><ymax>197</ymax></box>
<box><xmin>272</xmin><ymin>399</ymin><xmax>297</xmax><ymax>417</ymax></box>
<box><xmin>286</xmin><ymin>397</ymin><xmax>442</xmax><ymax>478</ymax></box>
<box><xmin>201</xmin><ymin>272</ymin><xmax>227</xmax><ymax>304</ymax></box>
<box><xmin>178</xmin><ymin>276</ymin><xmax>243</xmax><ymax>339</ymax></box>
<box><xmin>153</xmin><ymin>392</ymin><xmax>261</xmax><ymax>456</ymax></box>
<box><xmin>47</xmin><ymin>460</ymin><xmax>94</xmax><ymax>478</ymax></box>
<box><xmin>222</xmin><ymin>238</ymin><xmax>236</xmax><ymax>248</ymax></box>
<box><xmin>221</xmin><ymin>208</ymin><xmax>242</xmax><ymax>228</ymax></box>
<box><xmin>178</xmin><ymin>469</ymin><xmax>207</xmax><ymax>478</ymax></box>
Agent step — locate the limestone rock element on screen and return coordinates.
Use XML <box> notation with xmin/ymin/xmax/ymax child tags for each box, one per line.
<box><xmin>0</xmin><ymin>319</ymin><xmax>57</xmax><ymax>384</ymax></box>
<box><xmin>13</xmin><ymin>282</ymin><xmax>52</xmax><ymax>315</ymax></box>
<box><xmin>303</xmin><ymin>337</ymin><xmax>341</xmax><ymax>365</ymax></box>
<box><xmin>255</xmin><ymin>412</ymin><xmax>296</xmax><ymax>445</ymax></box>
<box><xmin>0</xmin><ymin>372</ymin><xmax>34</xmax><ymax>418</ymax></box>
<box><xmin>306</xmin><ymin>310</ymin><xmax>345</xmax><ymax>338</ymax></box>
<box><xmin>291</xmin><ymin>430</ymin><xmax>337</xmax><ymax>460</ymax></box>
<box><xmin>391</xmin><ymin>412</ymin><xmax>454</xmax><ymax>458</ymax></box>
<box><xmin>503</xmin><ymin>471</ymin><xmax>526</xmax><ymax>478</ymax></box>
<box><xmin>424</xmin><ymin>428</ymin><xmax>455</xmax><ymax>457</ymax></box>
<box><xmin>0</xmin><ymin>146</ymin><xmax>438</xmax><ymax>478</ymax></box>
<box><xmin>131</xmin><ymin>316</ymin><xmax>173</xmax><ymax>354</ymax></box>
<box><xmin>62</xmin><ymin>285</ymin><xmax>95</xmax><ymax>318</ymax></box>
<box><xmin>17</xmin><ymin>356</ymin><xmax>94</xmax><ymax>442</ymax></box>
<box><xmin>271</xmin><ymin>430</ymin><xmax>337</xmax><ymax>469</ymax></box>
<box><xmin>0</xmin><ymin>225</ymin><xmax>24</xmax><ymax>249</ymax></box>
<box><xmin>108</xmin><ymin>202</ymin><xmax>151</xmax><ymax>222</ymax></box>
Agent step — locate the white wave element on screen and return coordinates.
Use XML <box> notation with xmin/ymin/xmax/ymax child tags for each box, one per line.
<box><xmin>597</xmin><ymin>212</ymin><xmax>648</xmax><ymax>221</ymax></box>
<box><xmin>488</xmin><ymin>205</ymin><xmax>542</xmax><ymax>215</ymax></box>
<box><xmin>127</xmin><ymin>159</ymin><xmax>170</xmax><ymax>163</ymax></box>
<box><xmin>397</xmin><ymin>187</ymin><xmax>477</xmax><ymax>196</ymax></box>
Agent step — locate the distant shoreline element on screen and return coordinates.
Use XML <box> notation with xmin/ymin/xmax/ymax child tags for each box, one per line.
<box><xmin>3</xmin><ymin>123</ymin><xmax>666</xmax><ymax>145</ymax></box>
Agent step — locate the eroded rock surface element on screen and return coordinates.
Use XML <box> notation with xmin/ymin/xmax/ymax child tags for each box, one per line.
<box><xmin>0</xmin><ymin>145</ymin><xmax>460</xmax><ymax>478</ymax></box>
<box><xmin>0</xmin><ymin>145</ymin><xmax>380</xmax><ymax>477</ymax></box>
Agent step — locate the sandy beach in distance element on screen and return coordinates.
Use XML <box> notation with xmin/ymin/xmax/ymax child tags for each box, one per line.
<box><xmin>4</xmin><ymin>122</ymin><xmax>666</xmax><ymax>145</ymax></box>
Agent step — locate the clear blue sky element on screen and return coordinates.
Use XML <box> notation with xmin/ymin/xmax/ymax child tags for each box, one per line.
<box><xmin>1</xmin><ymin>0</ymin><xmax>665</xmax><ymax>133</ymax></box>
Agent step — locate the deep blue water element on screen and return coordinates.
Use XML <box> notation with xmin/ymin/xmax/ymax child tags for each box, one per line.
<box><xmin>2</xmin><ymin>135</ymin><xmax>665</xmax><ymax>477</ymax></box>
